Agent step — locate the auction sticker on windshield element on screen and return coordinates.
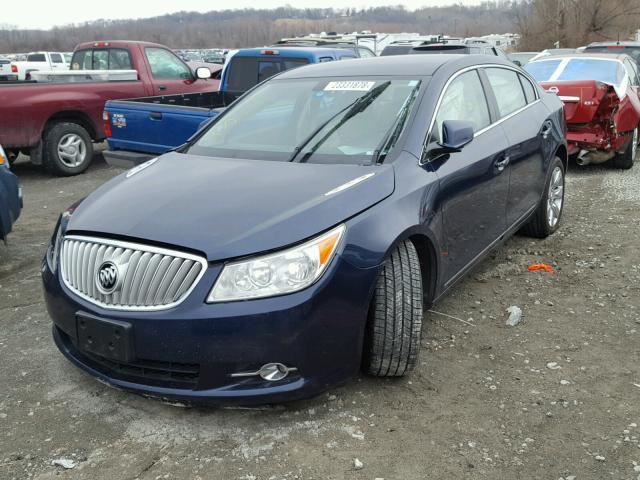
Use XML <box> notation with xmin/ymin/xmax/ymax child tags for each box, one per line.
<box><xmin>324</xmin><ymin>81</ymin><xmax>376</xmax><ymax>92</ymax></box>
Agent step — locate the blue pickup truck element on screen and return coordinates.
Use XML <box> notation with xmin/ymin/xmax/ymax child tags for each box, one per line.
<box><xmin>103</xmin><ymin>47</ymin><xmax>358</xmax><ymax>167</ymax></box>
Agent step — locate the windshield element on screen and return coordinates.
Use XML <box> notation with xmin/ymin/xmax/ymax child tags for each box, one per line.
<box><xmin>189</xmin><ymin>77</ymin><xmax>423</xmax><ymax>165</ymax></box>
<box><xmin>525</xmin><ymin>58</ymin><xmax>625</xmax><ymax>86</ymax></box>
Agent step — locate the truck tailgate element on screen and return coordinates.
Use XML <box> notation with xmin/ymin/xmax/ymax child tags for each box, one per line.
<box><xmin>105</xmin><ymin>100</ymin><xmax>219</xmax><ymax>155</ymax></box>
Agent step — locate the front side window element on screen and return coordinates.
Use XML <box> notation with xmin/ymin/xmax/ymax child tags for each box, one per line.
<box><xmin>190</xmin><ymin>78</ymin><xmax>423</xmax><ymax>165</ymax></box>
<box><xmin>145</xmin><ymin>47</ymin><xmax>192</xmax><ymax>80</ymax></box>
<box><xmin>50</xmin><ymin>53</ymin><xmax>63</xmax><ymax>63</ymax></box>
<box><xmin>485</xmin><ymin>68</ymin><xmax>527</xmax><ymax>117</ymax></box>
<box><xmin>432</xmin><ymin>70</ymin><xmax>490</xmax><ymax>143</ymax></box>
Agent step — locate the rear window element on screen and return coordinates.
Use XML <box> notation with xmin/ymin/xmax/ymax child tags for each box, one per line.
<box><xmin>524</xmin><ymin>60</ymin><xmax>562</xmax><ymax>82</ymax></box>
<box><xmin>380</xmin><ymin>45</ymin><xmax>413</xmax><ymax>56</ymax></box>
<box><xmin>585</xmin><ymin>45</ymin><xmax>640</xmax><ymax>64</ymax></box>
<box><xmin>27</xmin><ymin>53</ymin><xmax>46</xmax><ymax>62</ymax></box>
<box><xmin>71</xmin><ymin>48</ymin><xmax>133</xmax><ymax>71</ymax></box>
<box><xmin>410</xmin><ymin>45</ymin><xmax>467</xmax><ymax>55</ymax></box>
<box><xmin>0</xmin><ymin>59</ymin><xmax>9</xmax><ymax>65</ymax></box>
<box><xmin>225</xmin><ymin>56</ymin><xmax>309</xmax><ymax>93</ymax></box>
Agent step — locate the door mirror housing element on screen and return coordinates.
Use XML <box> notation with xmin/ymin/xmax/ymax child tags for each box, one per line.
<box><xmin>429</xmin><ymin>120</ymin><xmax>475</xmax><ymax>158</ymax></box>
<box><xmin>195</xmin><ymin>67</ymin><xmax>212</xmax><ymax>79</ymax></box>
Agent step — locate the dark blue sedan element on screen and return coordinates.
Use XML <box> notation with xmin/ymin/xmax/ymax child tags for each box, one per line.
<box><xmin>42</xmin><ymin>55</ymin><xmax>567</xmax><ymax>405</ymax></box>
<box><xmin>0</xmin><ymin>145</ymin><xmax>22</xmax><ymax>242</ymax></box>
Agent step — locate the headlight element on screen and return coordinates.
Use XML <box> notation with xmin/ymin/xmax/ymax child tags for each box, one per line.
<box><xmin>46</xmin><ymin>217</ymin><xmax>63</xmax><ymax>273</ymax></box>
<box><xmin>208</xmin><ymin>224</ymin><xmax>345</xmax><ymax>302</ymax></box>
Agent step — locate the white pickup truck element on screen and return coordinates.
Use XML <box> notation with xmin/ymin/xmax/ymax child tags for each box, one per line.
<box><xmin>10</xmin><ymin>52</ymin><xmax>69</xmax><ymax>80</ymax></box>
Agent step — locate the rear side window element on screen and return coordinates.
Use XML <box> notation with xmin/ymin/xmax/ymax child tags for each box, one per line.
<box><xmin>145</xmin><ymin>47</ymin><xmax>192</xmax><ymax>80</ymax></box>
<box><xmin>225</xmin><ymin>57</ymin><xmax>309</xmax><ymax>93</ymax></box>
<box><xmin>432</xmin><ymin>69</ymin><xmax>491</xmax><ymax>142</ymax></box>
<box><xmin>27</xmin><ymin>53</ymin><xmax>46</xmax><ymax>62</ymax></box>
<box><xmin>519</xmin><ymin>74</ymin><xmax>537</xmax><ymax>103</ymax></box>
<box><xmin>485</xmin><ymin>68</ymin><xmax>527</xmax><ymax>117</ymax></box>
<box><xmin>50</xmin><ymin>53</ymin><xmax>63</xmax><ymax>63</ymax></box>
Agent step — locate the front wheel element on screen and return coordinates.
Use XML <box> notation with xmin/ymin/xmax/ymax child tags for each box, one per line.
<box><xmin>42</xmin><ymin>122</ymin><xmax>93</xmax><ymax>176</ymax></box>
<box><xmin>520</xmin><ymin>156</ymin><xmax>565</xmax><ymax>238</ymax></box>
<box><xmin>613</xmin><ymin>127</ymin><xmax>638</xmax><ymax>170</ymax></box>
<box><xmin>363</xmin><ymin>240</ymin><xmax>423</xmax><ymax>377</ymax></box>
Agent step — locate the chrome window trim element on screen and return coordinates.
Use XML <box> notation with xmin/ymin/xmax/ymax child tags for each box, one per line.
<box><xmin>421</xmin><ymin>63</ymin><xmax>541</xmax><ymax>165</ymax></box>
<box><xmin>60</xmin><ymin>235</ymin><xmax>208</xmax><ymax>312</ymax></box>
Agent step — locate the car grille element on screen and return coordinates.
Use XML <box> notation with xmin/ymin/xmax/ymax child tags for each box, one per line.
<box><xmin>60</xmin><ymin>235</ymin><xmax>207</xmax><ymax>311</ymax></box>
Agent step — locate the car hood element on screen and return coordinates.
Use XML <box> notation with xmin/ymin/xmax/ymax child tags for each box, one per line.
<box><xmin>67</xmin><ymin>153</ymin><xmax>394</xmax><ymax>261</ymax></box>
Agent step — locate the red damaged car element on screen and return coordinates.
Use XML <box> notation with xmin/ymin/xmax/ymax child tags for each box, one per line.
<box><xmin>526</xmin><ymin>53</ymin><xmax>640</xmax><ymax>169</ymax></box>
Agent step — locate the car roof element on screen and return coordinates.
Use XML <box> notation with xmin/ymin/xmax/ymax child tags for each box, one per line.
<box><xmin>586</xmin><ymin>41</ymin><xmax>640</xmax><ymax>47</ymax></box>
<box><xmin>278</xmin><ymin>54</ymin><xmax>513</xmax><ymax>79</ymax></box>
<box><xmin>74</xmin><ymin>40</ymin><xmax>169</xmax><ymax>50</ymax></box>
<box><xmin>532</xmin><ymin>52</ymin><xmax>629</xmax><ymax>61</ymax></box>
<box><xmin>232</xmin><ymin>46</ymin><xmax>355</xmax><ymax>58</ymax></box>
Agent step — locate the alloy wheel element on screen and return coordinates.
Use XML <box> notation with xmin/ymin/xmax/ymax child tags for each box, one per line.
<box><xmin>547</xmin><ymin>166</ymin><xmax>564</xmax><ymax>228</ymax></box>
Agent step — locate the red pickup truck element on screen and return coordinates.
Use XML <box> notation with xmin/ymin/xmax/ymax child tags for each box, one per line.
<box><xmin>0</xmin><ymin>41</ymin><xmax>220</xmax><ymax>176</ymax></box>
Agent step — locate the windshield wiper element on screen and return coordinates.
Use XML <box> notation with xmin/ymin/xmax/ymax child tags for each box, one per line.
<box><xmin>288</xmin><ymin>81</ymin><xmax>391</xmax><ymax>163</ymax></box>
<box><xmin>372</xmin><ymin>81</ymin><xmax>421</xmax><ymax>164</ymax></box>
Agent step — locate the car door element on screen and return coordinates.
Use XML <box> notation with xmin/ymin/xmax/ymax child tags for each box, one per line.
<box><xmin>482</xmin><ymin>67</ymin><xmax>549</xmax><ymax>226</ymax></box>
<box><xmin>144</xmin><ymin>47</ymin><xmax>198</xmax><ymax>95</ymax></box>
<box><xmin>49</xmin><ymin>53</ymin><xmax>64</xmax><ymax>70</ymax></box>
<box><xmin>425</xmin><ymin>68</ymin><xmax>510</xmax><ymax>283</ymax></box>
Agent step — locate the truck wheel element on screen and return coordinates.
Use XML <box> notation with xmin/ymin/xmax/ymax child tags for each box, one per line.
<box><xmin>520</xmin><ymin>156</ymin><xmax>565</xmax><ymax>238</ymax></box>
<box><xmin>363</xmin><ymin>240</ymin><xmax>423</xmax><ymax>377</ymax></box>
<box><xmin>613</xmin><ymin>127</ymin><xmax>638</xmax><ymax>170</ymax></box>
<box><xmin>42</xmin><ymin>122</ymin><xmax>93</xmax><ymax>176</ymax></box>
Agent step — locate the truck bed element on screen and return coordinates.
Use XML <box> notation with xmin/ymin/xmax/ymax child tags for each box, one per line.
<box><xmin>105</xmin><ymin>91</ymin><xmax>238</xmax><ymax>161</ymax></box>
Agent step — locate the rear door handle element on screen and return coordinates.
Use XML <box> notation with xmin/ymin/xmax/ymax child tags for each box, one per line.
<box><xmin>495</xmin><ymin>155</ymin><xmax>510</xmax><ymax>172</ymax></box>
<box><xmin>149</xmin><ymin>112</ymin><xmax>163</xmax><ymax>120</ymax></box>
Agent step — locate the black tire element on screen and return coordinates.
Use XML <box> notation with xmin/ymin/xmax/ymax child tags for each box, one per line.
<box><xmin>42</xmin><ymin>122</ymin><xmax>93</xmax><ymax>176</ymax></box>
<box><xmin>5</xmin><ymin>149</ymin><xmax>18</xmax><ymax>165</ymax></box>
<box><xmin>520</xmin><ymin>156</ymin><xmax>565</xmax><ymax>238</ymax></box>
<box><xmin>364</xmin><ymin>240</ymin><xmax>423</xmax><ymax>377</ymax></box>
<box><xmin>613</xmin><ymin>127</ymin><xmax>637</xmax><ymax>170</ymax></box>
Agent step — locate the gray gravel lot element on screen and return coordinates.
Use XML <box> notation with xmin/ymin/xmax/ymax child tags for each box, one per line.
<box><xmin>1</xmin><ymin>151</ymin><xmax>639</xmax><ymax>480</ymax></box>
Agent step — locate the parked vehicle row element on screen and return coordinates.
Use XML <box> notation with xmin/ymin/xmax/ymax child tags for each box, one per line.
<box><xmin>42</xmin><ymin>54</ymin><xmax>568</xmax><ymax>405</ymax></box>
<box><xmin>10</xmin><ymin>51</ymin><xmax>69</xmax><ymax>80</ymax></box>
<box><xmin>0</xmin><ymin>41</ymin><xmax>220</xmax><ymax>176</ymax></box>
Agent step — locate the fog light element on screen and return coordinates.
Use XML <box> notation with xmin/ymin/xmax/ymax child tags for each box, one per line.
<box><xmin>259</xmin><ymin>363</ymin><xmax>290</xmax><ymax>381</ymax></box>
<box><xmin>230</xmin><ymin>363</ymin><xmax>297</xmax><ymax>381</ymax></box>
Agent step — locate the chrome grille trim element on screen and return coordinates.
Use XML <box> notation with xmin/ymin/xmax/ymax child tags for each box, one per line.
<box><xmin>60</xmin><ymin>235</ymin><xmax>208</xmax><ymax>311</ymax></box>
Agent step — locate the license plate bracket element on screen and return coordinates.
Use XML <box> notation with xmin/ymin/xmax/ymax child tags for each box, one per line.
<box><xmin>76</xmin><ymin>313</ymin><xmax>134</xmax><ymax>363</ymax></box>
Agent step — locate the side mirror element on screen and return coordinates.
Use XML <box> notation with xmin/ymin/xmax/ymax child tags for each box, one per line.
<box><xmin>195</xmin><ymin>67</ymin><xmax>212</xmax><ymax>79</ymax></box>
<box><xmin>513</xmin><ymin>59</ymin><xmax>522</xmax><ymax>67</ymax></box>
<box><xmin>436</xmin><ymin>120</ymin><xmax>474</xmax><ymax>154</ymax></box>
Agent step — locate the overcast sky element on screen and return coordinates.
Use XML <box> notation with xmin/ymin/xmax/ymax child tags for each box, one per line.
<box><xmin>3</xmin><ymin>0</ymin><xmax>483</xmax><ymax>29</ymax></box>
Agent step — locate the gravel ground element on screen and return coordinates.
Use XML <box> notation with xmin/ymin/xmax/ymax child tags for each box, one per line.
<box><xmin>1</xmin><ymin>151</ymin><xmax>639</xmax><ymax>480</ymax></box>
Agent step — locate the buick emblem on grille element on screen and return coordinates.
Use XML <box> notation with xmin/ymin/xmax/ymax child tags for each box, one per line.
<box><xmin>96</xmin><ymin>261</ymin><xmax>120</xmax><ymax>294</ymax></box>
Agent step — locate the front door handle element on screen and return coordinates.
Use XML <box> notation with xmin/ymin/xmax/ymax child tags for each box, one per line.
<box><xmin>159</xmin><ymin>85</ymin><xmax>167</xmax><ymax>91</ymax></box>
<box><xmin>495</xmin><ymin>155</ymin><xmax>510</xmax><ymax>172</ymax></box>
<box><xmin>149</xmin><ymin>112</ymin><xmax>163</xmax><ymax>120</ymax></box>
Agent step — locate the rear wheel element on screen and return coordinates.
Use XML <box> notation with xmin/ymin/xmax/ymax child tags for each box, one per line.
<box><xmin>42</xmin><ymin>122</ymin><xmax>93</xmax><ymax>176</ymax></box>
<box><xmin>520</xmin><ymin>156</ymin><xmax>565</xmax><ymax>238</ymax></box>
<box><xmin>363</xmin><ymin>240</ymin><xmax>423</xmax><ymax>377</ymax></box>
<box><xmin>613</xmin><ymin>127</ymin><xmax>638</xmax><ymax>170</ymax></box>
